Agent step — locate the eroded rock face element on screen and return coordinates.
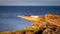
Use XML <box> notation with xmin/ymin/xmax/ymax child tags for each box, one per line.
<box><xmin>24</xmin><ymin>14</ymin><xmax>60</xmax><ymax>34</ymax></box>
<box><xmin>42</xmin><ymin>25</ymin><xmax>60</xmax><ymax>34</ymax></box>
<box><xmin>45</xmin><ymin>14</ymin><xmax>60</xmax><ymax>26</ymax></box>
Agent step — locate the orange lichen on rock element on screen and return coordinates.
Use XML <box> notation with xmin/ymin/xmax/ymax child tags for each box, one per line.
<box><xmin>21</xmin><ymin>16</ymin><xmax>41</xmax><ymax>22</ymax></box>
<box><xmin>25</xmin><ymin>31</ymin><xmax>34</xmax><ymax>34</ymax></box>
<box><xmin>24</xmin><ymin>17</ymin><xmax>46</xmax><ymax>32</ymax></box>
<box><xmin>45</xmin><ymin>14</ymin><xmax>60</xmax><ymax>26</ymax></box>
<box><xmin>23</xmin><ymin>14</ymin><xmax>60</xmax><ymax>33</ymax></box>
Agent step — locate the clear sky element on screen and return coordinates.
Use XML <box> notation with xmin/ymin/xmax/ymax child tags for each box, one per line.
<box><xmin>0</xmin><ymin>0</ymin><xmax>60</xmax><ymax>6</ymax></box>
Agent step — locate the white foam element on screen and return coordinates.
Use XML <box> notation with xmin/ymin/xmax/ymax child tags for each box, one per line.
<box><xmin>17</xmin><ymin>15</ymin><xmax>22</xmax><ymax>17</ymax></box>
<box><xmin>30</xmin><ymin>16</ymin><xmax>39</xmax><ymax>18</ymax></box>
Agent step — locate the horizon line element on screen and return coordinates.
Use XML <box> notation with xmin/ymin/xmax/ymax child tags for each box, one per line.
<box><xmin>0</xmin><ymin>4</ymin><xmax>60</xmax><ymax>6</ymax></box>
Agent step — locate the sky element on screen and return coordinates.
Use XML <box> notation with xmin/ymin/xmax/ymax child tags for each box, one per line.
<box><xmin>0</xmin><ymin>0</ymin><xmax>60</xmax><ymax>6</ymax></box>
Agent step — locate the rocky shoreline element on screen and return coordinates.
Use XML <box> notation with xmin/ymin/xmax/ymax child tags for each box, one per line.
<box><xmin>0</xmin><ymin>14</ymin><xmax>60</xmax><ymax>34</ymax></box>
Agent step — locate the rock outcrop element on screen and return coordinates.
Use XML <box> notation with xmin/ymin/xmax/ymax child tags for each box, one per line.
<box><xmin>45</xmin><ymin>14</ymin><xmax>60</xmax><ymax>26</ymax></box>
<box><xmin>24</xmin><ymin>14</ymin><xmax>60</xmax><ymax>34</ymax></box>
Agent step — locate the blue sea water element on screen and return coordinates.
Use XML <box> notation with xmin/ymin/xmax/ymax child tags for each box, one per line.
<box><xmin>0</xmin><ymin>6</ymin><xmax>60</xmax><ymax>32</ymax></box>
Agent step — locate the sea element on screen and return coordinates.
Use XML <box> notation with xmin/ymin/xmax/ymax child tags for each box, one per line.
<box><xmin>0</xmin><ymin>6</ymin><xmax>60</xmax><ymax>32</ymax></box>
